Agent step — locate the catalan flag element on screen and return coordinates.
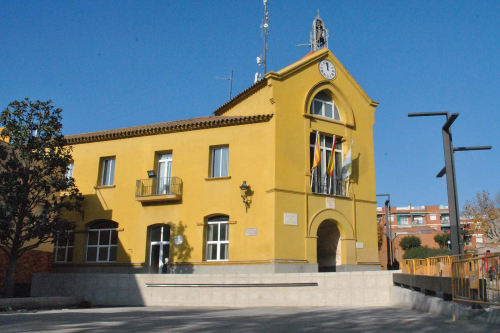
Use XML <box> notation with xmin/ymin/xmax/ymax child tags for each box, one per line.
<box><xmin>326</xmin><ymin>135</ymin><xmax>336</xmax><ymax>177</ymax></box>
<box><xmin>311</xmin><ymin>131</ymin><xmax>321</xmax><ymax>171</ymax></box>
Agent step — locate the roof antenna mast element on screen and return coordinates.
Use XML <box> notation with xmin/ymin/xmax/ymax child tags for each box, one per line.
<box><xmin>216</xmin><ymin>70</ymin><xmax>234</xmax><ymax>100</ymax></box>
<box><xmin>255</xmin><ymin>0</ymin><xmax>269</xmax><ymax>83</ymax></box>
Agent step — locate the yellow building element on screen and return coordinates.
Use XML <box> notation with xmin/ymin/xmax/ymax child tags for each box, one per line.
<box><xmin>56</xmin><ymin>19</ymin><xmax>380</xmax><ymax>274</ymax></box>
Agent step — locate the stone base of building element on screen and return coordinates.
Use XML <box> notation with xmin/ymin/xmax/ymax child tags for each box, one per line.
<box><xmin>31</xmin><ymin>271</ymin><xmax>397</xmax><ymax>307</ymax></box>
<box><xmin>53</xmin><ymin>262</ymin><xmax>381</xmax><ymax>275</ymax></box>
<box><xmin>168</xmin><ymin>263</ymin><xmax>319</xmax><ymax>274</ymax></box>
<box><xmin>335</xmin><ymin>264</ymin><xmax>381</xmax><ymax>272</ymax></box>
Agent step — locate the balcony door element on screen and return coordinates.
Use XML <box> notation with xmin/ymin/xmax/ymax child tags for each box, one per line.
<box><xmin>157</xmin><ymin>153</ymin><xmax>172</xmax><ymax>195</ymax></box>
<box><xmin>149</xmin><ymin>225</ymin><xmax>170</xmax><ymax>274</ymax></box>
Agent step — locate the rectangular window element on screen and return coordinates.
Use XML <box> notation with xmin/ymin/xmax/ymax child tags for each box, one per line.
<box><xmin>101</xmin><ymin>158</ymin><xmax>115</xmax><ymax>186</ymax></box>
<box><xmin>441</xmin><ymin>214</ymin><xmax>450</xmax><ymax>224</ymax></box>
<box><xmin>412</xmin><ymin>215</ymin><xmax>425</xmax><ymax>225</ymax></box>
<box><xmin>310</xmin><ymin>133</ymin><xmax>343</xmax><ymax>195</ymax></box>
<box><xmin>398</xmin><ymin>215</ymin><xmax>410</xmax><ymax>226</ymax></box>
<box><xmin>86</xmin><ymin>229</ymin><xmax>118</xmax><ymax>262</ymax></box>
<box><xmin>206</xmin><ymin>217</ymin><xmax>229</xmax><ymax>261</ymax></box>
<box><xmin>157</xmin><ymin>153</ymin><xmax>172</xmax><ymax>194</ymax></box>
<box><xmin>211</xmin><ymin>147</ymin><xmax>229</xmax><ymax>178</ymax></box>
<box><xmin>54</xmin><ymin>232</ymin><xmax>74</xmax><ymax>263</ymax></box>
<box><xmin>66</xmin><ymin>162</ymin><xmax>74</xmax><ymax>179</ymax></box>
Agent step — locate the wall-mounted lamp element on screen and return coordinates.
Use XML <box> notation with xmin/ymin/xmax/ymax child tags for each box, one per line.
<box><xmin>239</xmin><ymin>181</ymin><xmax>251</xmax><ymax>213</ymax></box>
<box><xmin>147</xmin><ymin>170</ymin><xmax>157</xmax><ymax>179</ymax></box>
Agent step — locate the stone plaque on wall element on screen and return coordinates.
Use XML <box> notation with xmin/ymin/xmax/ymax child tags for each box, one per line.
<box><xmin>356</xmin><ymin>242</ymin><xmax>364</xmax><ymax>249</ymax></box>
<box><xmin>284</xmin><ymin>213</ymin><xmax>298</xmax><ymax>226</ymax></box>
<box><xmin>245</xmin><ymin>228</ymin><xmax>258</xmax><ymax>236</ymax></box>
<box><xmin>430</xmin><ymin>215</ymin><xmax>437</xmax><ymax>221</ymax></box>
<box><xmin>326</xmin><ymin>197</ymin><xmax>335</xmax><ymax>209</ymax></box>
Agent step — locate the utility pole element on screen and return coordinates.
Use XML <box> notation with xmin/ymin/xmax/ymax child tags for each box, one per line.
<box><xmin>408</xmin><ymin>112</ymin><xmax>492</xmax><ymax>255</ymax></box>
<box><xmin>377</xmin><ymin>194</ymin><xmax>392</xmax><ymax>269</ymax></box>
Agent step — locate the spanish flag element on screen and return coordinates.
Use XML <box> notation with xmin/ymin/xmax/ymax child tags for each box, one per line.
<box><xmin>311</xmin><ymin>131</ymin><xmax>321</xmax><ymax>171</ymax></box>
<box><xmin>326</xmin><ymin>135</ymin><xmax>336</xmax><ymax>177</ymax></box>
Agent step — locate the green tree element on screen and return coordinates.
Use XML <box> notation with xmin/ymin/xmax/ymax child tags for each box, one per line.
<box><xmin>0</xmin><ymin>99</ymin><xmax>83</xmax><ymax>297</ymax></box>
<box><xmin>399</xmin><ymin>235</ymin><xmax>421</xmax><ymax>251</ymax></box>
<box><xmin>434</xmin><ymin>230</ymin><xmax>473</xmax><ymax>249</ymax></box>
<box><xmin>434</xmin><ymin>233</ymin><xmax>451</xmax><ymax>248</ymax></box>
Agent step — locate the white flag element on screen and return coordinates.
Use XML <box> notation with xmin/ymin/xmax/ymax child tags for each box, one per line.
<box><xmin>341</xmin><ymin>140</ymin><xmax>353</xmax><ymax>180</ymax></box>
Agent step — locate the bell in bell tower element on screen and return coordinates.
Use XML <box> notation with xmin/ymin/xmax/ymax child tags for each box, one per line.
<box><xmin>310</xmin><ymin>11</ymin><xmax>329</xmax><ymax>51</ymax></box>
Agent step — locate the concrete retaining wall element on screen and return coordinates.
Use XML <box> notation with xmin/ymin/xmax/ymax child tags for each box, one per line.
<box><xmin>32</xmin><ymin>271</ymin><xmax>396</xmax><ymax>307</ymax></box>
<box><xmin>0</xmin><ymin>297</ymin><xmax>78</xmax><ymax>310</ymax></box>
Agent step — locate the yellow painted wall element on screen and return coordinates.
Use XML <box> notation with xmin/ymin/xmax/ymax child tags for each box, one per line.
<box><xmin>66</xmin><ymin>48</ymin><xmax>380</xmax><ymax>270</ymax></box>
<box><xmin>70</xmin><ymin>119</ymin><xmax>275</xmax><ymax>265</ymax></box>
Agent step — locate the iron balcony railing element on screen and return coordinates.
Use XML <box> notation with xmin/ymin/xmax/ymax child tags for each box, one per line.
<box><xmin>135</xmin><ymin>177</ymin><xmax>182</xmax><ymax>197</ymax></box>
<box><xmin>311</xmin><ymin>175</ymin><xmax>346</xmax><ymax>196</ymax></box>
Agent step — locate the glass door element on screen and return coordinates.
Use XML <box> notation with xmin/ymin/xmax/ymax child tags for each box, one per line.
<box><xmin>149</xmin><ymin>225</ymin><xmax>170</xmax><ymax>274</ymax></box>
<box><xmin>157</xmin><ymin>154</ymin><xmax>172</xmax><ymax>195</ymax></box>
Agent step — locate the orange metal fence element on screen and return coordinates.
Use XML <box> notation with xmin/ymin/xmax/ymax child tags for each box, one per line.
<box><xmin>402</xmin><ymin>253</ymin><xmax>474</xmax><ymax>277</ymax></box>
<box><xmin>451</xmin><ymin>253</ymin><xmax>500</xmax><ymax>320</ymax></box>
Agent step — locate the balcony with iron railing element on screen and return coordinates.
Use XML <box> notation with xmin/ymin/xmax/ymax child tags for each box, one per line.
<box><xmin>311</xmin><ymin>175</ymin><xmax>346</xmax><ymax>197</ymax></box>
<box><xmin>135</xmin><ymin>177</ymin><xmax>182</xmax><ymax>203</ymax></box>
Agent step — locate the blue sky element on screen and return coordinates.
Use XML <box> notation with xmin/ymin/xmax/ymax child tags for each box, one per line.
<box><xmin>1</xmin><ymin>0</ymin><xmax>498</xmax><ymax>208</ymax></box>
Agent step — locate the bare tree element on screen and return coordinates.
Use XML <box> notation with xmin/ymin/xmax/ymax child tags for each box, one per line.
<box><xmin>462</xmin><ymin>191</ymin><xmax>500</xmax><ymax>242</ymax></box>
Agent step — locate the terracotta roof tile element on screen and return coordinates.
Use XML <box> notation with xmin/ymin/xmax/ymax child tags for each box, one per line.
<box><xmin>65</xmin><ymin>114</ymin><xmax>273</xmax><ymax>144</ymax></box>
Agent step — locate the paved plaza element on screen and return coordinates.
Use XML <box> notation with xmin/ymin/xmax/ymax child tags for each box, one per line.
<box><xmin>0</xmin><ymin>306</ymin><xmax>498</xmax><ymax>332</ymax></box>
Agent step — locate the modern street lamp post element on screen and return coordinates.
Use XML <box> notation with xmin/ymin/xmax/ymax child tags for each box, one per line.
<box><xmin>408</xmin><ymin>112</ymin><xmax>492</xmax><ymax>255</ymax></box>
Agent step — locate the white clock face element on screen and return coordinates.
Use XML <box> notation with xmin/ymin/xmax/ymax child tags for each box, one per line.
<box><xmin>319</xmin><ymin>60</ymin><xmax>336</xmax><ymax>80</ymax></box>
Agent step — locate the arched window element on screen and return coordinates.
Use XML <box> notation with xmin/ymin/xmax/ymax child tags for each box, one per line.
<box><xmin>310</xmin><ymin>91</ymin><xmax>340</xmax><ymax>121</ymax></box>
<box><xmin>206</xmin><ymin>215</ymin><xmax>229</xmax><ymax>261</ymax></box>
<box><xmin>86</xmin><ymin>220</ymin><xmax>118</xmax><ymax>262</ymax></box>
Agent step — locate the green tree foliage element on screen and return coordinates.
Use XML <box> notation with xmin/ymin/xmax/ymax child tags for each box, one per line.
<box><xmin>434</xmin><ymin>233</ymin><xmax>450</xmax><ymax>248</ymax></box>
<box><xmin>434</xmin><ymin>229</ymin><xmax>474</xmax><ymax>249</ymax></box>
<box><xmin>0</xmin><ymin>99</ymin><xmax>83</xmax><ymax>297</ymax></box>
<box><xmin>402</xmin><ymin>246</ymin><xmax>452</xmax><ymax>259</ymax></box>
<box><xmin>399</xmin><ymin>235</ymin><xmax>421</xmax><ymax>251</ymax></box>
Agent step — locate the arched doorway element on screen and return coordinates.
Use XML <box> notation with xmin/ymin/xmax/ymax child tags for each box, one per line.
<box><xmin>317</xmin><ymin>220</ymin><xmax>341</xmax><ymax>272</ymax></box>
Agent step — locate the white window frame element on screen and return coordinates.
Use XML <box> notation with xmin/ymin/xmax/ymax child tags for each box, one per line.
<box><xmin>398</xmin><ymin>215</ymin><xmax>410</xmax><ymax>225</ymax></box>
<box><xmin>157</xmin><ymin>154</ymin><xmax>173</xmax><ymax>194</ymax></box>
<box><xmin>310</xmin><ymin>134</ymin><xmax>343</xmax><ymax>195</ymax></box>
<box><xmin>66</xmin><ymin>162</ymin><xmax>74</xmax><ymax>179</ymax></box>
<box><xmin>211</xmin><ymin>147</ymin><xmax>229</xmax><ymax>178</ymax></box>
<box><xmin>101</xmin><ymin>158</ymin><xmax>115</xmax><ymax>186</ymax></box>
<box><xmin>311</xmin><ymin>96</ymin><xmax>341</xmax><ymax>121</ymax></box>
<box><xmin>86</xmin><ymin>228</ymin><xmax>118</xmax><ymax>262</ymax></box>
<box><xmin>54</xmin><ymin>232</ymin><xmax>74</xmax><ymax>263</ymax></box>
<box><xmin>206</xmin><ymin>218</ymin><xmax>229</xmax><ymax>261</ymax></box>
<box><xmin>149</xmin><ymin>225</ymin><xmax>170</xmax><ymax>273</ymax></box>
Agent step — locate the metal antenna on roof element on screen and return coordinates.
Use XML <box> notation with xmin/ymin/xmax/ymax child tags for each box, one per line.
<box><xmin>216</xmin><ymin>70</ymin><xmax>234</xmax><ymax>100</ymax></box>
<box><xmin>256</xmin><ymin>0</ymin><xmax>270</xmax><ymax>80</ymax></box>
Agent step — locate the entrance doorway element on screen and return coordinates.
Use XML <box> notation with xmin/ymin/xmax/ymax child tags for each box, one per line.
<box><xmin>149</xmin><ymin>225</ymin><xmax>170</xmax><ymax>274</ymax></box>
<box><xmin>317</xmin><ymin>220</ymin><xmax>341</xmax><ymax>272</ymax></box>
